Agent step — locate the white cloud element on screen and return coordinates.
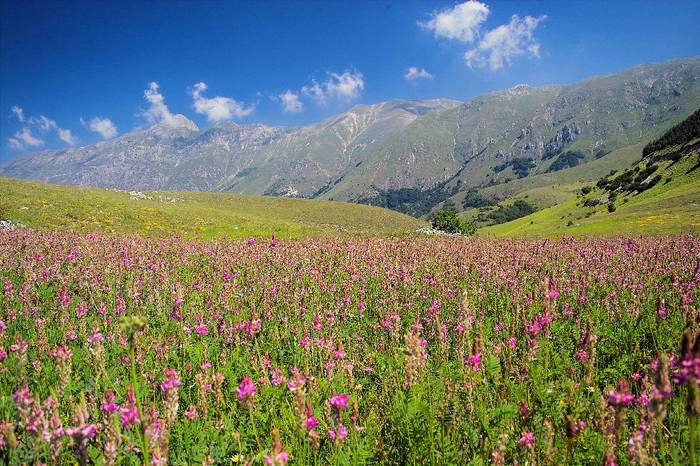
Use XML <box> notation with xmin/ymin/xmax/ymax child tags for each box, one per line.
<box><xmin>85</xmin><ymin>117</ymin><xmax>118</xmax><ymax>139</ymax></box>
<box><xmin>57</xmin><ymin>128</ymin><xmax>78</xmax><ymax>146</ymax></box>
<box><xmin>190</xmin><ymin>82</ymin><xmax>254</xmax><ymax>122</ymax></box>
<box><xmin>464</xmin><ymin>14</ymin><xmax>546</xmax><ymax>70</ymax></box>
<box><xmin>301</xmin><ymin>81</ymin><xmax>325</xmax><ymax>102</ymax></box>
<box><xmin>327</xmin><ymin>72</ymin><xmax>365</xmax><ymax>100</ymax></box>
<box><xmin>30</xmin><ymin>115</ymin><xmax>57</xmax><ymax>131</ymax></box>
<box><xmin>302</xmin><ymin>71</ymin><xmax>364</xmax><ymax>103</ymax></box>
<box><xmin>12</xmin><ymin>127</ymin><xmax>44</xmax><ymax>149</ymax></box>
<box><xmin>11</xmin><ymin>106</ymin><xmax>25</xmax><ymax>122</ymax></box>
<box><xmin>279</xmin><ymin>89</ymin><xmax>303</xmax><ymax>113</ymax></box>
<box><xmin>142</xmin><ymin>82</ymin><xmax>177</xmax><ymax>126</ymax></box>
<box><xmin>8</xmin><ymin>110</ymin><xmax>78</xmax><ymax>149</ymax></box>
<box><xmin>420</xmin><ymin>1</ymin><xmax>489</xmax><ymax>42</ymax></box>
<box><xmin>421</xmin><ymin>2</ymin><xmax>546</xmax><ymax>71</ymax></box>
<box><xmin>8</xmin><ymin>138</ymin><xmax>24</xmax><ymax>150</ymax></box>
<box><xmin>8</xmin><ymin>111</ymin><xmax>80</xmax><ymax>149</ymax></box>
<box><xmin>405</xmin><ymin>67</ymin><xmax>433</xmax><ymax>81</ymax></box>
<box><xmin>32</xmin><ymin>115</ymin><xmax>78</xmax><ymax>145</ymax></box>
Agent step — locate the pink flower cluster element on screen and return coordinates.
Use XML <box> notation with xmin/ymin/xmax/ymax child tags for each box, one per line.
<box><xmin>466</xmin><ymin>353</ymin><xmax>481</xmax><ymax>371</ymax></box>
<box><xmin>160</xmin><ymin>368</ymin><xmax>182</xmax><ymax>393</ymax></box>
<box><xmin>101</xmin><ymin>389</ymin><xmax>119</xmax><ymax>412</ymax></box>
<box><xmin>330</xmin><ymin>393</ymin><xmax>349</xmax><ymax>409</ymax></box>
<box><xmin>672</xmin><ymin>354</ymin><xmax>700</xmax><ymax>385</ymax></box>
<box><xmin>607</xmin><ymin>380</ymin><xmax>635</xmax><ymax>406</ymax></box>
<box><xmin>237</xmin><ymin>376</ymin><xmax>256</xmax><ymax>401</ymax></box>
<box><xmin>328</xmin><ymin>424</ymin><xmax>348</xmax><ymax>440</ymax></box>
<box><xmin>518</xmin><ymin>430</ymin><xmax>535</xmax><ymax>448</ymax></box>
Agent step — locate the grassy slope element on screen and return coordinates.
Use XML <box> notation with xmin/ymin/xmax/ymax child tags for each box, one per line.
<box><xmin>0</xmin><ymin>177</ymin><xmax>426</xmax><ymax>239</ymax></box>
<box><xmin>479</xmin><ymin>146</ymin><xmax>699</xmax><ymax>237</ymax></box>
<box><xmin>456</xmin><ymin>184</ymin><xmax>581</xmax><ymax>224</ymax></box>
<box><xmin>446</xmin><ymin>143</ymin><xmax>642</xmax><ymax>222</ymax></box>
<box><xmin>463</xmin><ymin>143</ymin><xmax>643</xmax><ymax>204</ymax></box>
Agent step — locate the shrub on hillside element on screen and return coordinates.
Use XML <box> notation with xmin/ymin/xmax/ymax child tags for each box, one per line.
<box><xmin>547</xmin><ymin>150</ymin><xmax>585</xmax><ymax>172</ymax></box>
<box><xmin>432</xmin><ymin>210</ymin><xmax>477</xmax><ymax>235</ymax></box>
<box><xmin>492</xmin><ymin>158</ymin><xmax>536</xmax><ymax>178</ymax></box>
<box><xmin>462</xmin><ymin>188</ymin><xmax>491</xmax><ymax>209</ymax></box>
<box><xmin>486</xmin><ymin>199</ymin><xmax>537</xmax><ymax>225</ymax></box>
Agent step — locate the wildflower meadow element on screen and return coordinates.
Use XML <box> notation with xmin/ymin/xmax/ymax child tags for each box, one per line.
<box><xmin>0</xmin><ymin>229</ymin><xmax>698</xmax><ymax>464</ymax></box>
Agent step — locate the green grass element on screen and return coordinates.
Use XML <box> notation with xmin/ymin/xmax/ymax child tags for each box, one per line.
<box><xmin>0</xmin><ymin>177</ymin><xmax>427</xmax><ymax>239</ymax></box>
<box><xmin>479</xmin><ymin>148</ymin><xmax>700</xmax><ymax>237</ymax></box>
<box><xmin>515</xmin><ymin>185</ymin><xmax>580</xmax><ymax>207</ymax></box>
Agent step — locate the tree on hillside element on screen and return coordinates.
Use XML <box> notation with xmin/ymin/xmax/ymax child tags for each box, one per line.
<box><xmin>643</xmin><ymin>108</ymin><xmax>700</xmax><ymax>156</ymax></box>
<box><xmin>432</xmin><ymin>210</ymin><xmax>477</xmax><ymax>235</ymax></box>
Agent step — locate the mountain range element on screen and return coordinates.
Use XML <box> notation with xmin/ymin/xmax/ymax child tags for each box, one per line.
<box><xmin>2</xmin><ymin>56</ymin><xmax>699</xmax><ymax>218</ymax></box>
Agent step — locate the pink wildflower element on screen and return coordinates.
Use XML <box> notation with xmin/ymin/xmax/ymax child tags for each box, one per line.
<box><xmin>160</xmin><ymin>368</ymin><xmax>181</xmax><ymax>392</ymax></box>
<box><xmin>330</xmin><ymin>394</ymin><xmax>349</xmax><ymax>409</ymax></box>
<box><xmin>306</xmin><ymin>416</ymin><xmax>318</xmax><ymax>430</ymax></box>
<box><xmin>237</xmin><ymin>376</ymin><xmax>256</xmax><ymax>405</ymax></box>
<box><xmin>518</xmin><ymin>430</ymin><xmax>535</xmax><ymax>448</ymax></box>
<box><xmin>120</xmin><ymin>407</ymin><xmax>139</xmax><ymax>429</ymax></box>
<box><xmin>184</xmin><ymin>404</ymin><xmax>199</xmax><ymax>420</ymax></box>
<box><xmin>337</xmin><ymin>424</ymin><xmax>348</xmax><ymax>439</ymax></box>
<box><xmin>120</xmin><ymin>386</ymin><xmax>140</xmax><ymax>429</ymax></box>
<box><xmin>466</xmin><ymin>353</ymin><xmax>482</xmax><ymax>371</ymax></box>
<box><xmin>101</xmin><ymin>389</ymin><xmax>119</xmax><ymax>412</ymax></box>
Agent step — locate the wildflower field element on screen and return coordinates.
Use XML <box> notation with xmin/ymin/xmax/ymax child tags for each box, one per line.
<box><xmin>0</xmin><ymin>229</ymin><xmax>698</xmax><ymax>464</ymax></box>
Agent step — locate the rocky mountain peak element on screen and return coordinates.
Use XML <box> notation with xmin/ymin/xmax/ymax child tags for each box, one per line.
<box><xmin>149</xmin><ymin>114</ymin><xmax>199</xmax><ymax>135</ymax></box>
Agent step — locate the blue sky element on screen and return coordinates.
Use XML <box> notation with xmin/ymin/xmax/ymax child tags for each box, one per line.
<box><xmin>2</xmin><ymin>0</ymin><xmax>699</xmax><ymax>163</ymax></box>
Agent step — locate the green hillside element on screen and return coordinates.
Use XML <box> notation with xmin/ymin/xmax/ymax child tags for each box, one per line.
<box><xmin>479</xmin><ymin>139</ymin><xmax>700</xmax><ymax>237</ymax></box>
<box><xmin>337</xmin><ymin>57</ymin><xmax>700</xmax><ymax>217</ymax></box>
<box><xmin>0</xmin><ymin>177</ymin><xmax>426</xmax><ymax>239</ymax></box>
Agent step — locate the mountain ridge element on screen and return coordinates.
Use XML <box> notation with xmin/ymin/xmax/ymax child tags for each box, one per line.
<box><xmin>2</xmin><ymin>56</ymin><xmax>699</xmax><ymax>217</ymax></box>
